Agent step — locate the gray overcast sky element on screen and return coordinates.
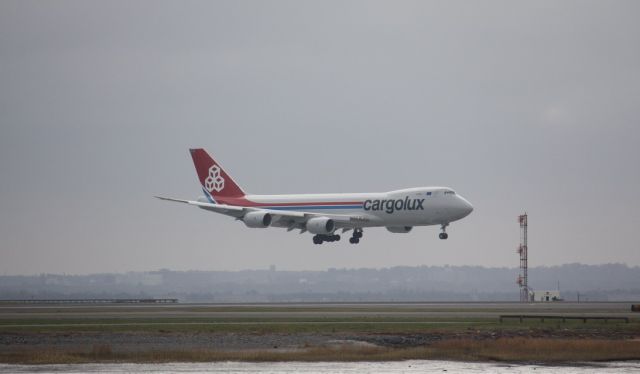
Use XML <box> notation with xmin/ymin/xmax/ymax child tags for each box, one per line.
<box><xmin>1</xmin><ymin>1</ymin><xmax>639</xmax><ymax>274</ymax></box>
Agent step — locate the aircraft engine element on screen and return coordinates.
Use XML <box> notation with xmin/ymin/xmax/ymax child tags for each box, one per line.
<box><xmin>386</xmin><ymin>226</ymin><xmax>413</xmax><ymax>233</ymax></box>
<box><xmin>306</xmin><ymin>217</ymin><xmax>335</xmax><ymax>234</ymax></box>
<box><xmin>243</xmin><ymin>211</ymin><xmax>272</xmax><ymax>228</ymax></box>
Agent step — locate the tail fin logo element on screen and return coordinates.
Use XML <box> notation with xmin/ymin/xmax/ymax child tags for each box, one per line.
<box><xmin>205</xmin><ymin>165</ymin><xmax>225</xmax><ymax>192</ymax></box>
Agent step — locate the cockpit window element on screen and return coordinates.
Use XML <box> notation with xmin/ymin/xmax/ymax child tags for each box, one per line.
<box><xmin>444</xmin><ymin>190</ymin><xmax>456</xmax><ymax>195</ymax></box>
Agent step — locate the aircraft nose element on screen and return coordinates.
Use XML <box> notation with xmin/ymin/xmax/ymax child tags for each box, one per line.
<box><xmin>458</xmin><ymin>196</ymin><xmax>474</xmax><ymax>217</ymax></box>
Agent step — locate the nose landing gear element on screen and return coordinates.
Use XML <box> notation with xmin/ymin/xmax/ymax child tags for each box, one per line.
<box><xmin>439</xmin><ymin>223</ymin><xmax>449</xmax><ymax>240</ymax></box>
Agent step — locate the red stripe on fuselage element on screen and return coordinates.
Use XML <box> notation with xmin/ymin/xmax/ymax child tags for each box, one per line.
<box><xmin>216</xmin><ymin>196</ymin><xmax>363</xmax><ymax>207</ymax></box>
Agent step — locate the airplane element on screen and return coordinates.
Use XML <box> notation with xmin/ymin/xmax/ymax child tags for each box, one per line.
<box><xmin>156</xmin><ymin>148</ymin><xmax>474</xmax><ymax>244</ymax></box>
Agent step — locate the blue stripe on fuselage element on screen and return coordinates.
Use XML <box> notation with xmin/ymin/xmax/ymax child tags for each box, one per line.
<box><xmin>261</xmin><ymin>205</ymin><xmax>362</xmax><ymax>210</ymax></box>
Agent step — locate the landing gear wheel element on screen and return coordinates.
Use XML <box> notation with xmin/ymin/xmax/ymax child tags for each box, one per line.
<box><xmin>439</xmin><ymin>223</ymin><xmax>449</xmax><ymax>240</ymax></box>
<box><xmin>350</xmin><ymin>229</ymin><xmax>362</xmax><ymax>244</ymax></box>
<box><xmin>313</xmin><ymin>234</ymin><xmax>340</xmax><ymax>244</ymax></box>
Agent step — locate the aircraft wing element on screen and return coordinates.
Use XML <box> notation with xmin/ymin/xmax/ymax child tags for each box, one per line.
<box><xmin>155</xmin><ymin>196</ymin><xmax>246</xmax><ymax>217</ymax></box>
<box><xmin>155</xmin><ymin>196</ymin><xmax>369</xmax><ymax>231</ymax></box>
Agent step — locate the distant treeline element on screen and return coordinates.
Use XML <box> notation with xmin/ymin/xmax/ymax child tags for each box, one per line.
<box><xmin>1</xmin><ymin>263</ymin><xmax>639</xmax><ymax>302</ymax></box>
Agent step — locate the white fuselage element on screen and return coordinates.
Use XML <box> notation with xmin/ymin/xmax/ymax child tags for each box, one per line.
<box><xmin>233</xmin><ymin>187</ymin><xmax>473</xmax><ymax>228</ymax></box>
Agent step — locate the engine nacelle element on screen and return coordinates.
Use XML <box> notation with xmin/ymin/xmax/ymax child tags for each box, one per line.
<box><xmin>306</xmin><ymin>217</ymin><xmax>335</xmax><ymax>234</ymax></box>
<box><xmin>243</xmin><ymin>211</ymin><xmax>272</xmax><ymax>228</ymax></box>
<box><xmin>386</xmin><ymin>226</ymin><xmax>413</xmax><ymax>233</ymax></box>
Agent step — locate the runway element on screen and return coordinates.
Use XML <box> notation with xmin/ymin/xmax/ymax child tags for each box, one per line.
<box><xmin>0</xmin><ymin>302</ymin><xmax>636</xmax><ymax>321</ymax></box>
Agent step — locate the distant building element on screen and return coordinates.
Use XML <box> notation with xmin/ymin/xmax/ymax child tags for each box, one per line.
<box><xmin>533</xmin><ymin>290</ymin><xmax>561</xmax><ymax>302</ymax></box>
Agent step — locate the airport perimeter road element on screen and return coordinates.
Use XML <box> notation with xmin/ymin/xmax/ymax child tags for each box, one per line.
<box><xmin>0</xmin><ymin>302</ymin><xmax>637</xmax><ymax>321</ymax></box>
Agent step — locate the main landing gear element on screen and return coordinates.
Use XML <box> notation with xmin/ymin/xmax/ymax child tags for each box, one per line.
<box><xmin>439</xmin><ymin>223</ymin><xmax>449</xmax><ymax>240</ymax></box>
<box><xmin>312</xmin><ymin>229</ymin><xmax>364</xmax><ymax>244</ymax></box>
<box><xmin>349</xmin><ymin>228</ymin><xmax>363</xmax><ymax>244</ymax></box>
<box><xmin>313</xmin><ymin>234</ymin><xmax>340</xmax><ymax>244</ymax></box>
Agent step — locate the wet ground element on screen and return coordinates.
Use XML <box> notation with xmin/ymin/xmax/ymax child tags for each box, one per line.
<box><xmin>2</xmin><ymin>360</ymin><xmax>640</xmax><ymax>373</ymax></box>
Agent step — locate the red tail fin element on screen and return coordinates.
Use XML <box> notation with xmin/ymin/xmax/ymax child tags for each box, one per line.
<box><xmin>189</xmin><ymin>148</ymin><xmax>245</xmax><ymax>201</ymax></box>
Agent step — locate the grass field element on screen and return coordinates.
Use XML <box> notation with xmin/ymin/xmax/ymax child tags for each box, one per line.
<box><xmin>2</xmin><ymin>315</ymin><xmax>638</xmax><ymax>334</ymax></box>
<box><xmin>0</xmin><ymin>317</ymin><xmax>492</xmax><ymax>334</ymax></box>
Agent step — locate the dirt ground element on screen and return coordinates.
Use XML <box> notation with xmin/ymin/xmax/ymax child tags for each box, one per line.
<box><xmin>2</xmin><ymin>326</ymin><xmax>639</xmax><ymax>354</ymax></box>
